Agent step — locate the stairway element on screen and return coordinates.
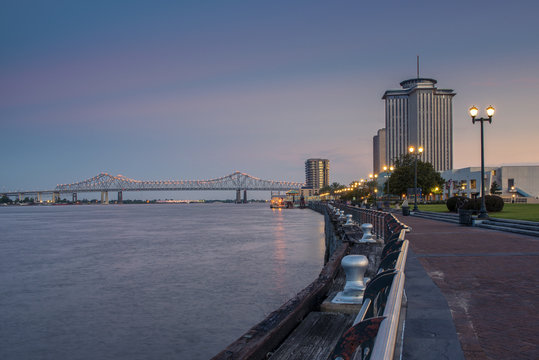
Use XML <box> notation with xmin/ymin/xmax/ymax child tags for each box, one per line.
<box><xmin>475</xmin><ymin>217</ymin><xmax>539</xmax><ymax>237</ymax></box>
<box><xmin>409</xmin><ymin>210</ymin><xmax>539</xmax><ymax>237</ymax></box>
<box><xmin>410</xmin><ymin>210</ymin><xmax>460</xmax><ymax>224</ymax></box>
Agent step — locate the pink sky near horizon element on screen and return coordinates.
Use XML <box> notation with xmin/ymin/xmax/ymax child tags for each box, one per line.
<box><xmin>1</xmin><ymin>1</ymin><xmax>539</xmax><ymax>198</ymax></box>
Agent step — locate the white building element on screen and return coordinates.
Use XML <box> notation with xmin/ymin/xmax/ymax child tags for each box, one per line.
<box><xmin>441</xmin><ymin>166</ymin><xmax>539</xmax><ymax>203</ymax></box>
<box><xmin>382</xmin><ymin>78</ymin><xmax>456</xmax><ymax>172</ymax></box>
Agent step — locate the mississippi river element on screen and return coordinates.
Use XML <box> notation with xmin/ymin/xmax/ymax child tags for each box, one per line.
<box><xmin>0</xmin><ymin>203</ymin><xmax>325</xmax><ymax>359</ymax></box>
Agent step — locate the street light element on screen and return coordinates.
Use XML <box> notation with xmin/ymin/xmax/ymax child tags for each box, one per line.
<box><xmin>470</xmin><ymin>105</ymin><xmax>495</xmax><ymax>219</ymax></box>
<box><xmin>409</xmin><ymin>145</ymin><xmax>424</xmax><ymax>211</ymax></box>
<box><xmin>383</xmin><ymin>165</ymin><xmax>394</xmax><ymax>203</ymax></box>
<box><xmin>368</xmin><ymin>173</ymin><xmax>378</xmax><ymax>206</ymax></box>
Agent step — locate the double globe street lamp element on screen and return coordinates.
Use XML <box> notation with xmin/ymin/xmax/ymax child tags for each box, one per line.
<box><xmin>408</xmin><ymin>146</ymin><xmax>423</xmax><ymax>212</ymax></box>
<box><xmin>469</xmin><ymin>105</ymin><xmax>495</xmax><ymax>219</ymax></box>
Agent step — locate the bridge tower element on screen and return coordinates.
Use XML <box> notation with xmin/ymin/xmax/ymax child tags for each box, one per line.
<box><xmin>243</xmin><ymin>190</ymin><xmax>247</xmax><ymax>203</ymax></box>
<box><xmin>72</xmin><ymin>193</ymin><xmax>77</xmax><ymax>203</ymax></box>
<box><xmin>100</xmin><ymin>191</ymin><xmax>109</xmax><ymax>204</ymax></box>
<box><xmin>118</xmin><ymin>191</ymin><xmax>123</xmax><ymax>204</ymax></box>
<box><xmin>235</xmin><ymin>189</ymin><xmax>241</xmax><ymax>204</ymax></box>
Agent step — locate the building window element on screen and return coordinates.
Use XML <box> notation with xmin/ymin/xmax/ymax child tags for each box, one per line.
<box><xmin>470</xmin><ymin>180</ymin><xmax>477</xmax><ymax>189</ymax></box>
<box><xmin>508</xmin><ymin>178</ymin><xmax>514</xmax><ymax>189</ymax></box>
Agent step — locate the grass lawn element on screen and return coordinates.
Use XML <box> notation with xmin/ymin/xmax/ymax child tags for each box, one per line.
<box><xmin>417</xmin><ymin>203</ymin><xmax>539</xmax><ymax>222</ymax></box>
<box><xmin>417</xmin><ymin>204</ymin><xmax>448</xmax><ymax>213</ymax></box>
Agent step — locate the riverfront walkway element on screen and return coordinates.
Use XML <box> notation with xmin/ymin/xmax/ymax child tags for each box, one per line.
<box><xmin>396</xmin><ymin>214</ymin><xmax>539</xmax><ymax>360</ymax></box>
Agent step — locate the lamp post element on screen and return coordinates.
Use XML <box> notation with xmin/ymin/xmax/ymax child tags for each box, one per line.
<box><xmin>383</xmin><ymin>165</ymin><xmax>394</xmax><ymax>203</ymax></box>
<box><xmin>368</xmin><ymin>174</ymin><xmax>378</xmax><ymax>206</ymax></box>
<box><xmin>408</xmin><ymin>146</ymin><xmax>424</xmax><ymax>212</ymax></box>
<box><xmin>469</xmin><ymin>105</ymin><xmax>495</xmax><ymax>219</ymax></box>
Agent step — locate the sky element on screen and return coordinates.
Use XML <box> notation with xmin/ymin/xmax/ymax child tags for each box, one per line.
<box><xmin>2</xmin><ymin>0</ymin><xmax>539</xmax><ymax>199</ymax></box>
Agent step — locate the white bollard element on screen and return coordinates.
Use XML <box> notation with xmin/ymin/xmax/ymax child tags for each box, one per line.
<box><xmin>344</xmin><ymin>214</ymin><xmax>354</xmax><ymax>226</ymax></box>
<box><xmin>360</xmin><ymin>223</ymin><xmax>376</xmax><ymax>243</ymax></box>
<box><xmin>332</xmin><ymin>255</ymin><xmax>369</xmax><ymax>304</ymax></box>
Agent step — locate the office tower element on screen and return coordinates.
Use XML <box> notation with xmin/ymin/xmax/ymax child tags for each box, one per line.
<box><xmin>305</xmin><ymin>158</ymin><xmax>329</xmax><ymax>189</ymax></box>
<box><xmin>373</xmin><ymin>128</ymin><xmax>386</xmax><ymax>175</ymax></box>
<box><xmin>382</xmin><ymin>78</ymin><xmax>456</xmax><ymax>171</ymax></box>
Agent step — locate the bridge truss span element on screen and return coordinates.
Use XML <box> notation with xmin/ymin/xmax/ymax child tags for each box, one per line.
<box><xmin>55</xmin><ymin>171</ymin><xmax>304</xmax><ymax>193</ymax></box>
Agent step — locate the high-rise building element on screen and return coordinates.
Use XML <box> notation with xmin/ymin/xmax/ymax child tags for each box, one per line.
<box><xmin>382</xmin><ymin>78</ymin><xmax>456</xmax><ymax>171</ymax></box>
<box><xmin>373</xmin><ymin>128</ymin><xmax>386</xmax><ymax>175</ymax></box>
<box><xmin>305</xmin><ymin>158</ymin><xmax>329</xmax><ymax>189</ymax></box>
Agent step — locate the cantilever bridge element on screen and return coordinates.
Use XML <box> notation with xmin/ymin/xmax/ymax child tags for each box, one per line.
<box><xmin>3</xmin><ymin>171</ymin><xmax>305</xmax><ymax>203</ymax></box>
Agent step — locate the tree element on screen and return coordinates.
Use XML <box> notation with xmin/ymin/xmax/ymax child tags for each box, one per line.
<box><xmin>490</xmin><ymin>181</ymin><xmax>502</xmax><ymax>195</ymax></box>
<box><xmin>319</xmin><ymin>182</ymin><xmax>346</xmax><ymax>195</ymax></box>
<box><xmin>340</xmin><ymin>186</ymin><xmax>370</xmax><ymax>202</ymax></box>
<box><xmin>0</xmin><ymin>195</ymin><xmax>12</xmax><ymax>204</ymax></box>
<box><xmin>387</xmin><ymin>154</ymin><xmax>445</xmax><ymax>198</ymax></box>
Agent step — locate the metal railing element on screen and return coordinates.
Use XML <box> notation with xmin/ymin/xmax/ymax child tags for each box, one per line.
<box><xmin>333</xmin><ymin>204</ymin><xmax>408</xmax><ymax>242</ymax></box>
<box><xmin>329</xmin><ymin>205</ymin><xmax>410</xmax><ymax>360</ymax></box>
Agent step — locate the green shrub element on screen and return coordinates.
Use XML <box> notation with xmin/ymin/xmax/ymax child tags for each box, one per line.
<box><xmin>485</xmin><ymin>195</ymin><xmax>504</xmax><ymax>212</ymax></box>
<box><xmin>458</xmin><ymin>195</ymin><xmax>505</xmax><ymax>212</ymax></box>
<box><xmin>446</xmin><ymin>196</ymin><xmax>468</xmax><ymax>212</ymax></box>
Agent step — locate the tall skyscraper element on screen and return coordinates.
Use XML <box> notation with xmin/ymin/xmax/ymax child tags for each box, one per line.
<box><xmin>373</xmin><ymin>128</ymin><xmax>386</xmax><ymax>175</ymax></box>
<box><xmin>382</xmin><ymin>78</ymin><xmax>456</xmax><ymax>171</ymax></box>
<box><xmin>305</xmin><ymin>158</ymin><xmax>329</xmax><ymax>189</ymax></box>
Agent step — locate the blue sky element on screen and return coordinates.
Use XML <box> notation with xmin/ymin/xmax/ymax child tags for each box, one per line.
<box><xmin>1</xmin><ymin>0</ymin><xmax>539</xmax><ymax>199</ymax></box>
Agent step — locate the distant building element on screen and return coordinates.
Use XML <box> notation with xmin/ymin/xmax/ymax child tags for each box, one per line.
<box><xmin>373</xmin><ymin>128</ymin><xmax>386</xmax><ymax>175</ymax></box>
<box><xmin>382</xmin><ymin>78</ymin><xmax>456</xmax><ymax>171</ymax></box>
<box><xmin>441</xmin><ymin>165</ymin><xmax>539</xmax><ymax>202</ymax></box>
<box><xmin>305</xmin><ymin>158</ymin><xmax>329</xmax><ymax>190</ymax></box>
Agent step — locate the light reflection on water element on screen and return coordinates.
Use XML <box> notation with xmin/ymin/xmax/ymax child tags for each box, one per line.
<box><xmin>272</xmin><ymin>209</ymin><xmax>286</xmax><ymax>291</ymax></box>
<box><xmin>0</xmin><ymin>203</ymin><xmax>325</xmax><ymax>360</ymax></box>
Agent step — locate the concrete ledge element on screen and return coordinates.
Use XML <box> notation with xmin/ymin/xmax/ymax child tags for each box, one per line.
<box><xmin>402</xmin><ymin>249</ymin><xmax>465</xmax><ymax>360</ymax></box>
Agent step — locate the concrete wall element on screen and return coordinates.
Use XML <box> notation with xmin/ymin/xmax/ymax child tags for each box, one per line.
<box><xmin>499</xmin><ymin>166</ymin><xmax>539</xmax><ymax>198</ymax></box>
<box><xmin>442</xmin><ymin>166</ymin><xmax>539</xmax><ymax>199</ymax></box>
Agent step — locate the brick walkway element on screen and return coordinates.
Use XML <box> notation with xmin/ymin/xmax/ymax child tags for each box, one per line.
<box><xmin>396</xmin><ymin>215</ymin><xmax>539</xmax><ymax>360</ymax></box>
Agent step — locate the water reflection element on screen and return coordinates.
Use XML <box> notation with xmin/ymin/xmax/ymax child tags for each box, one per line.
<box><xmin>317</xmin><ymin>220</ymin><xmax>326</xmax><ymax>259</ymax></box>
<box><xmin>272</xmin><ymin>209</ymin><xmax>286</xmax><ymax>291</ymax></box>
<box><xmin>0</xmin><ymin>204</ymin><xmax>325</xmax><ymax>360</ymax></box>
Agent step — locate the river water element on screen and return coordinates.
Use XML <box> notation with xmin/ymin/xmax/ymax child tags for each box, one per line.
<box><xmin>0</xmin><ymin>203</ymin><xmax>325</xmax><ymax>359</ymax></box>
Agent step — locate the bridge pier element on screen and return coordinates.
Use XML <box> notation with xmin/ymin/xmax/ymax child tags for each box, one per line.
<box><xmin>72</xmin><ymin>193</ymin><xmax>77</xmax><ymax>203</ymax></box>
<box><xmin>18</xmin><ymin>193</ymin><xmax>23</xmax><ymax>202</ymax></box>
<box><xmin>37</xmin><ymin>192</ymin><xmax>42</xmax><ymax>203</ymax></box>
<box><xmin>101</xmin><ymin>191</ymin><xmax>109</xmax><ymax>204</ymax></box>
<box><xmin>243</xmin><ymin>190</ymin><xmax>247</xmax><ymax>203</ymax></box>
<box><xmin>236</xmin><ymin>189</ymin><xmax>241</xmax><ymax>204</ymax></box>
<box><xmin>118</xmin><ymin>191</ymin><xmax>123</xmax><ymax>204</ymax></box>
<box><xmin>52</xmin><ymin>192</ymin><xmax>59</xmax><ymax>203</ymax></box>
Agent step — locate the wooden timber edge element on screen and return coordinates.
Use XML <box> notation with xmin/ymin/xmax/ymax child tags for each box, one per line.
<box><xmin>211</xmin><ymin>242</ymin><xmax>349</xmax><ymax>360</ymax></box>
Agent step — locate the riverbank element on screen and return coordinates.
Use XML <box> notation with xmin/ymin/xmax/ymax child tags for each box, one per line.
<box><xmin>213</xmin><ymin>203</ymin><xmax>418</xmax><ymax>360</ymax></box>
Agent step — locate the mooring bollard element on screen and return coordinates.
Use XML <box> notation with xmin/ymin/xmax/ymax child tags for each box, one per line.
<box><xmin>360</xmin><ymin>223</ymin><xmax>376</xmax><ymax>243</ymax></box>
<box><xmin>344</xmin><ymin>214</ymin><xmax>354</xmax><ymax>226</ymax></box>
<box><xmin>338</xmin><ymin>211</ymin><xmax>346</xmax><ymax>221</ymax></box>
<box><xmin>332</xmin><ymin>255</ymin><xmax>369</xmax><ymax>304</ymax></box>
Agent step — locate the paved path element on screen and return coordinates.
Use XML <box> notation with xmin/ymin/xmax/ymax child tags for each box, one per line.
<box><xmin>397</xmin><ymin>215</ymin><xmax>539</xmax><ymax>360</ymax></box>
